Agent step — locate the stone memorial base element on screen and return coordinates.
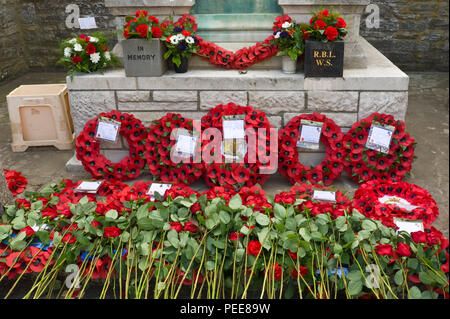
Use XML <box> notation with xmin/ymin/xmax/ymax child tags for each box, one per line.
<box><xmin>66</xmin><ymin>37</ymin><xmax>409</xmax><ymax>172</ymax></box>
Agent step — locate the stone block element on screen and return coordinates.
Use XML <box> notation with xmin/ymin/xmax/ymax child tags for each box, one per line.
<box><xmin>118</xmin><ymin>102</ymin><xmax>197</xmax><ymax>111</ymax></box>
<box><xmin>267</xmin><ymin>116</ymin><xmax>282</xmax><ymax>128</ymax></box>
<box><xmin>359</xmin><ymin>92</ymin><xmax>408</xmax><ymax>120</ymax></box>
<box><xmin>200</xmin><ymin>91</ymin><xmax>248</xmax><ymax>110</ymax></box>
<box><xmin>307</xmin><ymin>91</ymin><xmax>358</xmax><ymax>112</ymax></box>
<box><xmin>153</xmin><ymin>90</ymin><xmax>198</xmax><ymax>102</ymax></box>
<box><xmin>69</xmin><ymin>91</ymin><xmax>116</xmax><ymax>136</ymax></box>
<box><xmin>249</xmin><ymin>91</ymin><xmax>305</xmax><ymax>115</ymax></box>
<box><xmin>117</xmin><ymin>91</ymin><xmax>150</xmax><ymax>102</ymax></box>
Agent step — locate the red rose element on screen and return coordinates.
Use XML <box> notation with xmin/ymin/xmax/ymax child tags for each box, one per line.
<box><xmin>104</xmin><ymin>226</ymin><xmax>122</xmax><ymax>239</ymax></box>
<box><xmin>15</xmin><ymin>199</ymin><xmax>31</xmax><ymax>209</ymax></box>
<box><xmin>21</xmin><ymin>226</ymin><xmax>35</xmax><ymax>237</ymax></box>
<box><xmin>291</xmin><ymin>266</ymin><xmax>308</xmax><ymax>278</ymax></box>
<box><xmin>170</xmin><ymin>222</ymin><xmax>183</xmax><ymax>233</ymax></box>
<box><xmin>136</xmin><ymin>24</ymin><xmax>149</xmax><ymax>38</ymax></box>
<box><xmin>247</xmin><ymin>240</ymin><xmax>262</xmax><ymax>256</ymax></box>
<box><xmin>72</xmin><ymin>56</ymin><xmax>82</xmax><ymax>64</ymax></box>
<box><xmin>135</xmin><ymin>10</ymin><xmax>148</xmax><ymax>18</ymax></box>
<box><xmin>375</xmin><ymin>244</ymin><xmax>394</xmax><ymax>256</ymax></box>
<box><xmin>183</xmin><ymin>221</ymin><xmax>197</xmax><ymax>233</ymax></box>
<box><xmin>265</xmin><ymin>263</ymin><xmax>283</xmax><ymax>280</ymax></box>
<box><xmin>123</xmin><ymin>29</ymin><xmax>130</xmax><ymax>39</ymax></box>
<box><xmin>148</xmin><ymin>16</ymin><xmax>159</xmax><ymax>25</ymax></box>
<box><xmin>411</xmin><ymin>231</ymin><xmax>427</xmax><ymax>244</ymax></box>
<box><xmin>190</xmin><ymin>202</ymin><xmax>202</xmax><ymax>215</ymax></box>
<box><xmin>396</xmin><ymin>242</ymin><xmax>412</xmax><ymax>257</ymax></box>
<box><xmin>320</xmin><ymin>9</ymin><xmax>329</xmax><ymax>17</ymax></box>
<box><xmin>151</xmin><ymin>26</ymin><xmax>162</xmax><ymax>38</ymax></box>
<box><xmin>91</xmin><ymin>221</ymin><xmax>101</xmax><ymax>228</ymax></box>
<box><xmin>314</xmin><ymin>19</ymin><xmax>327</xmax><ymax>30</ymax></box>
<box><xmin>86</xmin><ymin>43</ymin><xmax>96</xmax><ymax>55</ymax></box>
<box><xmin>325</xmin><ymin>26</ymin><xmax>339</xmax><ymax>41</ymax></box>
<box><xmin>336</xmin><ymin>17</ymin><xmax>347</xmax><ymax>29</ymax></box>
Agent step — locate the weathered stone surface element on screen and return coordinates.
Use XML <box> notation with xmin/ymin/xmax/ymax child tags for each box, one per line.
<box><xmin>117</xmin><ymin>91</ymin><xmax>150</xmax><ymax>102</ymax></box>
<box><xmin>118</xmin><ymin>101</ymin><xmax>197</xmax><ymax>111</ymax></box>
<box><xmin>267</xmin><ymin>116</ymin><xmax>282</xmax><ymax>128</ymax></box>
<box><xmin>153</xmin><ymin>91</ymin><xmax>198</xmax><ymax>102</ymax></box>
<box><xmin>200</xmin><ymin>91</ymin><xmax>247</xmax><ymax>110</ymax></box>
<box><xmin>249</xmin><ymin>91</ymin><xmax>305</xmax><ymax>115</ymax></box>
<box><xmin>307</xmin><ymin>91</ymin><xmax>359</xmax><ymax>112</ymax></box>
<box><xmin>69</xmin><ymin>91</ymin><xmax>116</xmax><ymax>136</ymax></box>
<box><xmin>359</xmin><ymin>92</ymin><xmax>408</xmax><ymax>120</ymax></box>
<box><xmin>0</xmin><ymin>167</ymin><xmax>14</xmax><ymax>211</ymax></box>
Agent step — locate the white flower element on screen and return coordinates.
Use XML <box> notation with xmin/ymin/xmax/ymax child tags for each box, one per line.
<box><xmin>104</xmin><ymin>51</ymin><xmax>111</xmax><ymax>61</ymax></box>
<box><xmin>68</xmin><ymin>38</ymin><xmax>77</xmax><ymax>44</ymax></box>
<box><xmin>89</xmin><ymin>37</ymin><xmax>99</xmax><ymax>43</ymax></box>
<box><xmin>282</xmin><ymin>21</ymin><xmax>292</xmax><ymax>29</ymax></box>
<box><xmin>186</xmin><ymin>36</ymin><xmax>194</xmax><ymax>44</ymax></box>
<box><xmin>176</xmin><ymin>33</ymin><xmax>185</xmax><ymax>41</ymax></box>
<box><xmin>90</xmin><ymin>52</ymin><xmax>101</xmax><ymax>64</ymax></box>
<box><xmin>74</xmin><ymin>43</ymin><xmax>83</xmax><ymax>52</ymax></box>
<box><xmin>274</xmin><ymin>31</ymin><xmax>281</xmax><ymax>39</ymax></box>
<box><xmin>170</xmin><ymin>36</ymin><xmax>179</xmax><ymax>45</ymax></box>
<box><xmin>64</xmin><ymin>47</ymin><xmax>72</xmax><ymax>58</ymax></box>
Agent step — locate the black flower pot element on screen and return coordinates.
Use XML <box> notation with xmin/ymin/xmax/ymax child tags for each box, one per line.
<box><xmin>174</xmin><ymin>57</ymin><xmax>189</xmax><ymax>73</ymax></box>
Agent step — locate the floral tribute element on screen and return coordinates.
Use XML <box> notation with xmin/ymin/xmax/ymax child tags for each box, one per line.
<box><xmin>343</xmin><ymin>113</ymin><xmax>416</xmax><ymax>184</ymax></box>
<box><xmin>200</xmin><ymin>103</ymin><xmax>275</xmax><ymax>190</ymax></box>
<box><xmin>303</xmin><ymin>9</ymin><xmax>348</xmax><ymax>42</ymax></box>
<box><xmin>123</xmin><ymin>10</ymin><xmax>165</xmax><ymax>40</ymax></box>
<box><xmin>269</xmin><ymin>15</ymin><xmax>304</xmax><ymax>61</ymax></box>
<box><xmin>75</xmin><ymin>110</ymin><xmax>148</xmax><ymax>181</ymax></box>
<box><xmin>145</xmin><ymin>113</ymin><xmax>204</xmax><ymax>184</ymax></box>
<box><xmin>353</xmin><ymin>180</ymin><xmax>440</xmax><ymax>229</ymax></box>
<box><xmin>0</xmin><ymin>178</ymin><xmax>447</xmax><ymax>299</ymax></box>
<box><xmin>3</xmin><ymin>169</ymin><xmax>28</xmax><ymax>197</ymax></box>
<box><xmin>278</xmin><ymin>113</ymin><xmax>345</xmax><ymax>186</ymax></box>
<box><xmin>58</xmin><ymin>32</ymin><xmax>119</xmax><ymax>77</ymax></box>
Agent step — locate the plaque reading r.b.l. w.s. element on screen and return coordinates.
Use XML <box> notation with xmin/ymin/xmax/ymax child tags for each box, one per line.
<box><xmin>304</xmin><ymin>40</ymin><xmax>344</xmax><ymax>78</ymax></box>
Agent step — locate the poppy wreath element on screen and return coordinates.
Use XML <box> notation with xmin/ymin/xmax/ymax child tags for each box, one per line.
<box><xmin>75</xmin><ymin>110</ymin><xmax>147</xmax><ymax>181</ymax></box>
<box><xmin>274</xmin><ymin>183</ymin><xmax>351</xmax><ymax>219</ymax></box>
<box><xmin>352</xmin><ymin>180</ymin><xmax>439</xmax><ymax>229</ymax></box>
<box><xmin>3</xmin><ymin>169</ymin><xmax>28</xmax><ymax>197</ymax></box>
<box><xmin>145</xmin><ymin>113</ymin><xmax>204</xmax><ymax>184</ymax></box>
<box><xmin>278</xmin><ymin>113</ymin><xmax>345</xmax><ymax>186</ymax></box>
<box><xmin>343</xmin><ymin>113</ymin><xmax>416</xmax><ymax>184</ymax></box>
<box><xmin>201</xmin><ymin>103</ymin><xmax>274</xmax><ymax>190</ymax></box>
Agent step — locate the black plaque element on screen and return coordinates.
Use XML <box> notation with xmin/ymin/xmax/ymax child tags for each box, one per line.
<box><xmin>304</xmin><ymin>40</ymin><xmax>344</xmax><ymax>78</ymax></box>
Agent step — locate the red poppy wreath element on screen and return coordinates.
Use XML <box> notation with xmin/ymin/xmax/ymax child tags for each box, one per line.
<box><xmin>200</xmin><ymin>103</ymin><xmax>275</xmax><ymax>190</ymax></box>
<box><xmin>145</xmin><ymin>113</ymin><xmax>204</xmax><ymax>184</ymax></box>
<box><xmin>75</xmin><ymin>110</ymin><xmax>147</xmax><ymax>181</ymax></box>
<box><xmin>353</xmin><ymin>180</ymin><xmax>439</xmax><ymax>229</ymax></box>
<box><xmin>343</xmin><ymin>113</ymin><xmax>416</xmax><ymax>184</ymax></box>
<box><xmin>278</xmin><ymin>113</ymin><xmax>345</xmax><ymax>186</ymax></box>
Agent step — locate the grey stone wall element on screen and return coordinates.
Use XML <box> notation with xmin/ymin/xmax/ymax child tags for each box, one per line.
<box><xmin>0</xmin><ymin>0</ymin><xmax>448</xmax><ymax>83</ymax></box>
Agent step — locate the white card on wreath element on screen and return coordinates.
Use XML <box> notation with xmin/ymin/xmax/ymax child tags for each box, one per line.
<box><xmin>300</xmin><ymin>125</ymin><xmax>322</xmax><ymax>144</ymax></box>
<box><xmin>75</xmin><ymin>181</ymin><xmax>103</xmax><ymax>193</ymax></box>
<box><xmin>96</xmin><ymin>120</ymin><xmax>120</xmax><ymax>142</ymax></box>
<box><xmin>78</xmin><ymin>17</ymin><xmax>98</xmax><ymax>30</ymax></box>
<box><xmin>378</xmin><ymin>195</ymin><xmax>419</xmax><ymax>211</ymax></box>
<box><xmin>367</xmin><ymin>126</ymin><xmax>393</xmax><ymax>151</ymax></box>
<box><xmin>223</xmin><ymin>120</ymin><xmax>245</xmax><ymax>140</ymax></box>
<box><xmin>312</xmin><ymin>190</ymin><xmax>336</xmax><ymax>203</ymax></box>
<box><xmin>147</xmin><ymin>183</ymin><xmax>173</xmax><ymax>200</ymax></box>
<box><xmin>175</xmin><ymin>134</ymin><xmax>197</xmax><ymax>155</ymax></box>
<box><xmin>394</xmin><ymin>218</ymin><xmax>424</xmax><ymax>235</ymax></box>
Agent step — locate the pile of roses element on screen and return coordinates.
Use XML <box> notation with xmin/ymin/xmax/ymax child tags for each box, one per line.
<box><xmin>0</xmin><ymin>176</ymin><xmax>447</xmax><ymax>299</ymax></box>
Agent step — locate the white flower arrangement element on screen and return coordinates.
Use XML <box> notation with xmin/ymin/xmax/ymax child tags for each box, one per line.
<box><xmin>90</xmin><ymin>52</ymin><xmax>101</xmax><ymax>64</ymax></box>
<box><xmin>74</xmin><ymin>43</ymin><xmax>83</xmax><ymax>52</ymax></box>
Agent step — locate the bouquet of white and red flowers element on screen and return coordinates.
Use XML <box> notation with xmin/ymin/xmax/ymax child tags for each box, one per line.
<box><xmin>58</xmin><ymin>32</ymin><xmax>119</xmax><ymax>77</ymax></box>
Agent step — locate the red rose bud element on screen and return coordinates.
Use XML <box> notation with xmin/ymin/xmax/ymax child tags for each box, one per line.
<box><xmin>86</xmin><ymin>43</ymin><xmax>96</xmax><ymax>55</ymax></box>
<box><xmin>170</xmin><ymin>222</ymin><xmax>183</xmax><ymax>233</ymax></box>
<box><xmin>72</xmin><ymin>56</ymin><xmax>82</xmax><ymax>64</ymax></box>
<box><xmin>411</xmin><ymin>231</ymin><xmax>428</xmax><ymax>244</ymax></box>
<box><xmin>183</xmin><ymin>222</ymin><xmax>197</xmax><ymax>233</ymax></box>
<box><xmin>104</xmin><ymin>226</ymin><xmax>122</xmax><ymax>239</ymax></box>
<box><xmin>190</xmin><ymin>202</ymin><xmax>202</xmax><ymax>215</ymax></box>
<box><xmin>247</xmin><ymin>240</ymin><xmax>262</xmax><ymax>256</ymax></box>
<box><xmin>375</xmin><ymin>243</ymin><xmax>394</xmax><ymax>256</ymax></box>
<box><xmin>21</xmin><ymin>226</ymin><xmax>35</xmax><ymax>237</ymax></box>
<box><xmin>395</xmin><ymin>242</ymin><xmax>412</xmax><ymax>257</ymax></box>
<box><xmin>91</xmin><ymin>221</ymin><xmax>101</xmax><ymax>228</ymax></box>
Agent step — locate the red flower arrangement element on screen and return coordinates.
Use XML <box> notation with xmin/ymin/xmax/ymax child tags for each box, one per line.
<box><xmin>275</xmin><ymin>183</ymin><xmax>351</xmax><ymax>219</ymax></box>
<box><xmin>123</xmin><ymin>10</ymin><xmax>163</xmax><ymax>40</ymax></box>
<box><xmin>75</xmin><ymin>110</ymin><xmax>148</xmax><ymax>181</ymax></box>
<box><xmin>304</xmin><ymin>9</ymin><xmax>348</xmax><ymax>42</ymax></box>
<box><xmin>343</xmin><ymin>113</ymin><xmax>416</xmax><ymax>184</ymax></box>
<box><xmin>145</xmin><ymin>113</ymin><xmax>204</xmax><ymax>184</ymax></box>
<box><xmin>201</xmin><ymin>103</ymin><xmax>275</xmax><ymax>190</ymax></box>
<box><xmin>3</xmin><ymin>169</ymin><xmax>28</xmax><ymax>197</ymax></box>
<box><xmin>352</xmin><ymin>180</ymin><xmax>439</xmax><ymax>228</ymax></box>
<box><xmin>278</xmin><ymin>113</ymin><xmax>345</xmax><ymax>186</ymax></box>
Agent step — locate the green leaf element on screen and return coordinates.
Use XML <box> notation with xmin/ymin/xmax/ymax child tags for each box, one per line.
<box><xmin>138</xmin><ymin>217</ymin><xmax>153</xmax><ymax>230</ymax></box>
<box><xmin>105</xmin><ymin>209</ymin><xmax>119</xmax><ymax>220</ymax></box>
<box><xmin>229</xmin><ymin>195</ymin><xmax>242</xmax><ymax>211</ymax></box>
<box><xmin>299</xmin><ymin>228</ymin><xmax>311</xmax><ymax>242</ymax></box>
<box><xmin>347</xmin><ymin>270</ymin><xmax>362</xmax><ymax>282</ymax></box>
<box><xmin>219</xmin><ymin>210</ymin><xmax>231</xmax><ymax>224</ymax></box>
<box><xmin>362</xmin><ymin>220</ymin><xmax>377</xmax><ymax>231</ymax></box>
<box><xmin>394</xmin><ymin>270</ymin><xmax>404</xmax><ymax>286</ymax></box>
<box><xmin>409</xmin><ymin>286</ymin><xmax>422</xmax><ymax>299</ymax></box>
<box><xmin>36</xmin><ymin>231</ymin><xmax>50</xmax><ymax>245</ymax></box>
<box><xmin>273</xmin><ymin>203</ymin><xmax>287</xmax><ymax>220</ymax></box>
<box><xmin>255</xmin><ymin>213</ymin><xmax>270</xmax><ymax>226</ymax></box>
<box><xmin>348</xmin><ymin>279</ymin><xmax>363</xmax><ymax>296</ymax></box>
<box><xmin>167</xmin><ymin>229</ymin><xmax>180</xmax><ymax>248</ymax></box>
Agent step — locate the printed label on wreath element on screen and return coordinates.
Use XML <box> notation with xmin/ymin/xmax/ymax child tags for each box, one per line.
<box><xmin>175</xmin><ymin>134</ymin><xmax>198</xmax><ymax>157</ymax></box>
<box><xmin>223</xmin><ymin>115</ymin><xmax>245</xmax><ymax>140</ymax></box>
<box><xmin>96</xmin><ymin>117</ymin><xmax>121</xmax><ymax>142</ymax></box>
<box><xmin>312</xmin><ymin>190</ymin><xmax>336</xmax><ymax>203</ymax></box>
<box><xmin>297</xmin><ymin>120</ymin><xmax>323</xmax><ymax>150</ymax></box>
<box><xmin>147</xmin><ymin>183</ymin><xmax>173</xmax><ymax>201</ymax></box>
<box><xmin>378</xmin><ymin>195</ymin><xmax>419</xmax><ymax>211</ymax></box>
<box><xmin>78</xmin><ymin>16</ymin><xmax>98</xmax><ymax>30</ymax></box>
<box><xmin>394</xmin><ymin>218</ymin><xmax>424</xmax><ymax>235</ymax></box>
<box><xmin>75</xmin><ymin>181</ymin><xmax>104</xmax><ymax>194</ymax></box>
<box><xmin>366</xmin><ymin>121</ymin><xmax>395</xmax><ymax>154</ymax></box>
<box><xmin>222</xmin><ymin>139</ymin><xmax>247</xmax><ymax>162</ymax></box>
